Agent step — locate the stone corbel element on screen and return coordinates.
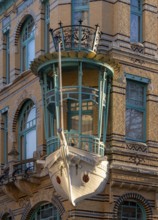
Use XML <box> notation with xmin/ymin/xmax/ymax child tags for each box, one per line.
<box><xmin>14</xmin><ymin>179</ymin><xmax>40</xmax><ymax>196</ymax></box>
<box><xmin>2</xmin><ymin>183</ymin><xmax>21</xmax><ymax>201</ymax></box>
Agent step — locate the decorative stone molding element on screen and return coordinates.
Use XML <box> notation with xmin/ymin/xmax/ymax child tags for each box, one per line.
<box><xmin>126</xmin><ymin>142</ymin><xmax>148</xmax><ymax>153</ymax></box>
<box><xmin>21</xmin><ymin>189</ymin><xmax>65</xmax><ymax>220</ymax></box>
<box><xmin>129</xmin><ymin>155</ymin><xmax>145</xmax><ymax>165</ymax></box>
<box><xmin>113</xmin><ymin>193</ymin><xmax>152</xmax><ymax>220</ymax></box>
<box><xmin>131</xmin><ymin>42</ymin><xmax>144</xmax><ymax>53</ymax></box>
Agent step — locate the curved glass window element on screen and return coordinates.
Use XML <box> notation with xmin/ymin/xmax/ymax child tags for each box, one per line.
<box><xmin>30</xmin><ymin>203</ymin><xmax>61</xmax><ymax>220</ymax></box>
<box><xmin>21</xmin><ymin>16</ymin><xmax>35</xmax><ymax>71</ymax></box>
<box><xmin>18</xmin><ymin>100</ymin><xmax>36</xmax><ymax>159</ymax></box>
<box><xmin>118</xmin><ymin>201</ymin><xmax>146</xmax><ymax>220</ymax></box>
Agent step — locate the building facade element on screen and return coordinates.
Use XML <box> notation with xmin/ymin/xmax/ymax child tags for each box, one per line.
<box><xmin>0</xmin><ymin>0</ymin><xmax>158</xmax><ymax>219</ymax></box>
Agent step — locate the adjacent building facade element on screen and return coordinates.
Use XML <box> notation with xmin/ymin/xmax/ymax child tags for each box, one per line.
<box><xmin>0</xmin><ymin>0</ymin><xmax>158</xmax><ymax>219</ymax></box>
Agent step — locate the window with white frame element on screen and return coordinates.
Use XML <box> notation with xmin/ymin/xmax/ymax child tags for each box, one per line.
<box><xmin>21</xmin><ymin>16</ymin><xmax>35</xmax><ymax>71</ymax></box>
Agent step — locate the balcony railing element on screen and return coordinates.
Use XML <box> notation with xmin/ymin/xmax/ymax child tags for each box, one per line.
<box><xmin>50</xmin><ymin>21</ymin><xmax>101</xmax><ymax>53</ymax></box>
<box><xmin>46</xmin><ymin>86</ymin><xmax>99</xmax><ymax>110</ymax></box>
<box><xmin>0</xmin><ymin>158</ymin><xmax>36</xmax><ymax>186</ymax></box>
<box><xmin>47</xmin><ymin>131</ymin><xmax>105</xmax><ymax>156</ymax></box>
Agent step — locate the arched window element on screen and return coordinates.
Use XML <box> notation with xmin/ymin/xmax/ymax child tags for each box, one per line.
<box><xmin>18</xmin><ymin>100</ymin><xmax>36</xmax><ymax>159</ymax></box>
<box><xmin>30</xmin><ymin>203</ymin><xmax>61</xmax><ymax>220</ymax></box>
<box><xmin>118</xmin><ymin>201</ymin><xmax>146</xmax><ymax>220</ymax></box>
<box><xmin>21</xmin><ymin>16</ymin><xmax>35</xmax><ymax>71</ymax></box>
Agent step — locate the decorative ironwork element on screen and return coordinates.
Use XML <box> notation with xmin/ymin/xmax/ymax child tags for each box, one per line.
<box><xmin>50</xmin><ymin>21</ymin><xmax>101</xmax><ymax>53</ymax></box>
<box><xmin>12</xmin><ymin>159</ymin><xmax>36</xmax><ymax>180</ymax></box>
<box><xmin>0</xmin><ymin>159</ymin><xmax>36</xmax><ymax>185</ymax></box>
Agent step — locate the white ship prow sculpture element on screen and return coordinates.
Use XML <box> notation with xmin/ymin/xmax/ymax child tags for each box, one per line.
<box><xmin>45</xmin><ymin>129</ymin><xmax>109</xmax><ymax>206</ymax></box>
<box><xmin>31</xmin><ymin>23</ymin><xmax>113</xmax><ymax>206</ymax></box>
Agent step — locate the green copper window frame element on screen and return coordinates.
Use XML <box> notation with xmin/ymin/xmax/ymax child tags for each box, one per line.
<box><xmin>18</xmin><ymin>100</ymin><xmax>36</xmax><ymax>160</ymax></box>
<box><xmin>1</xmin><ymin>111</ymin><xmax>8</xmax><ymax>164</ymax></box>
<box><xmin>21</xmin><ymin>16</ymin><xmax>35</xmax><ymax>72</ymax></box>
<box><xmin>130</xmin><ymin>0</ymin><xmax>142</xmax><ymax>42</ymax></box>
<box><xmin>67</xmin><ymin>100</ymin><xmax>93</xmax><ymax>134</ymax></box>
<box><xmin>44</xmin><ymin>0</ymin><xmax>50</xmax><ymax>53</ymax></box>
<box><xmin>4</xmin><ymin>30</ymin><xmax>10</xmax><ymax>84</ymax></box>
<box><xmin>118</xmin><ymin>200</ymin><xmax>146</xmax><ymax>220</ymax></box>
<box><xmin>71</xmin><ymin>0</ymin><xmax>89</xmax><ymax>25</ymax></box>
<box><xmin>125</xmin><ymin>73</ymin><xmax>150</xmax><ymax>142</ymax></box>
<box><xmin>30</xmin><ymin>203</ymin><xmax>61</xmax><ymax>220</ymax></box>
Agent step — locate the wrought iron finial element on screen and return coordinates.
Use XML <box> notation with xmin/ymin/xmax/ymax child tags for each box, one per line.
<box><xmin>49</xmin><ymin>28</ymin><xmax>53</xmax><ymax>33</ymax></box>
<box><xmin>95</xmin><ymin>24</ymin><xmax>99</xmax><ymax>29</ymax></box>
<box><xmin>78</xmin><ymin>19</ymin><xmax>83</xmax><ymax>25</ymax></box>
<box><xmin>59</xmin><ymin>21</ymin><xmax>62</xmax><ymax>27</ymax></box>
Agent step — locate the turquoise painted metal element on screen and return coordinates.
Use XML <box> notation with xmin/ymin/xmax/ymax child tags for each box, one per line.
<box><xmin>31</xmin><ymin>23</ymin><xmax>114</xmax><ymax>157</ymax></box>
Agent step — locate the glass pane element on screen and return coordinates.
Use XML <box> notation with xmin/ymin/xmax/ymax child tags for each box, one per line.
<box><xmin>126</xmin><ymin>81</ymin><xmax>144</xmax><ymax>107</ymax></box>
<box><xmin>26</xmin><ymin>106</ymin><xmax>36</xmax><ymax>128</ymax></box>
<box><xmin>26</xmin><ymin>129</ymin><xmax>36</xmax><ymax>159</ymax></box>
<box><xmin>28</xmin><ymin>39</ymin><xmax>35</xmax><ymax>67</ymax></box>
<box><xmin>126</xmin><ymin>108</ymin><xmax>143</xmax><ymax>140</ymax></box>
<box><xmin>118</xmin><ymin>201</ymin><xmax>146</xmax><ymax>220</ymax></box>
<box><xmin>131</xmin><ymin>0</ymin><xmax>141</xmax><ymax>11</ymax></box>
<box><xmin>130</xmin><ymin>14</ymin><xmax>140</xmax><ymax>42</ymax></box>
<box><xmin>82</xmin><ymin>115</ymin><xmax>93</xmax><ymax>134</ymax></box>
<box><xmin>23</xmin><ymin>46</ymin><xmax>26</xmax><ymax>70</ymax></box>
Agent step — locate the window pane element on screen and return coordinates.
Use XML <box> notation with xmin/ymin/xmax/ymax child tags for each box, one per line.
<box><xmin>126</xmin><ymin>108</ymin><xmax>143</xmax><ymax>140</ymax></box>
<box><xmin>26</xmin><ymin>129</ymin><xmax>36</xmax><ymax>159</ymax></box>
<box><xmin>28</xmin><ymin>39</ymin><xmax>35</xmax><ymax>67</ymax></box>
<box><xmin>130</xmin><ymin>14</ymin><xmax>139</xmax><ymax>42</ymax></box>
<box><xmin>131</xmin><ymin>0</ymin><xmax>141</xmax><ymax>11</ymax></box>
<box><xmin>118</xmin><ymin>201</ymin><xmax>146</xmax><ymax>220</ymax></box>
<box><xmin>126</xmin><ymin>81</ymin><xmax>144</xmax><ymax>107</ymax></box>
